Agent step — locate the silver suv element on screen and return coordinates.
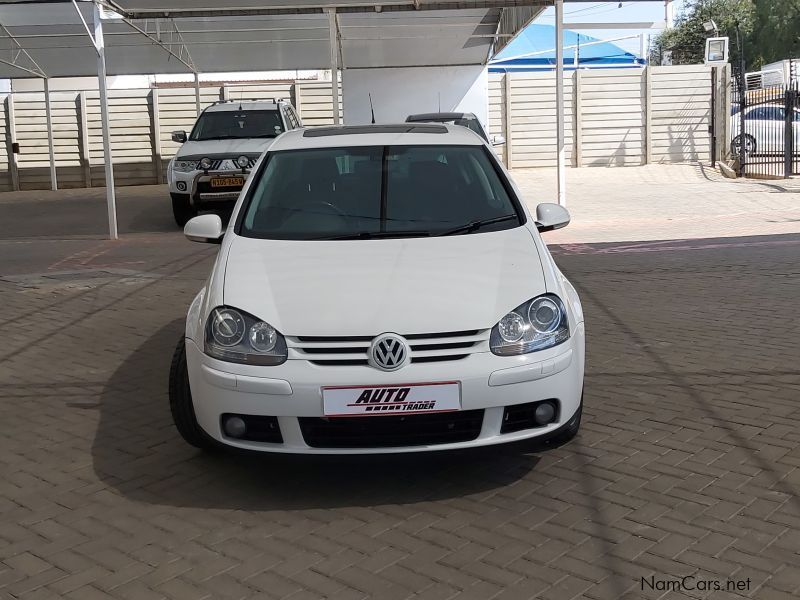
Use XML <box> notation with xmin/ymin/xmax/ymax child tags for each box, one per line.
<box><xmin>167</xmin><ymin>98</ymin><xmax>302</xmax><ymax>226</ymax></box>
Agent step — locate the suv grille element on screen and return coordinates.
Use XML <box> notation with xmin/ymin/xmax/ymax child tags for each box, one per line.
<box><xmin>299</xmin><ymin>410</ymin><xmax>484</xmax><ymax>448</ymax></box>
<box><xmin>287</xmin><ymin>330</ymin><xmax>488</xmax><ymax>366</ymax></box>
<box><xmin>205</xmin><ymin>157</ymin><xmax>257</xmax><ymax>170</ymax></box>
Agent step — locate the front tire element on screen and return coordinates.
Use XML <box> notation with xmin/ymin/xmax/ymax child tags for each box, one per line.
<box><xmin>534</xmin><ymin>393</ymin><xmax>582</xmax><ymax>449</ymax></box>
<box><xmin>169</xmin><ymin>337</ymin><xmax>218</xmax><ymax>451</ymax></box>
<box><xmin>731</xmin><ymin>134</ymin><xmax>756</xmax><ymax>157</ymax></box>
<box><xmin>550</xmin><ymin>400</ymin><xmax>582</xmax><ymax>445</ymax></box>
<box><xmin>171</xmin><ymin>193</ymin><xmax>197</xmax><ymax>228</ymax></box>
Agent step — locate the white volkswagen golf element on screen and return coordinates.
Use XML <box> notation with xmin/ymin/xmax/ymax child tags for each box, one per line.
<box><xmin>170</xmin><ymin>123</ymin><xmax>585</xmax><ymax>454</ymax></box>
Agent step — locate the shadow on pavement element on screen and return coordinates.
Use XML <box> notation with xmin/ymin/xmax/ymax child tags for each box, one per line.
<box><xmin>92</xmin><ymin>319</ymin><xmax>540</xmax><ymax>510</ymax></box>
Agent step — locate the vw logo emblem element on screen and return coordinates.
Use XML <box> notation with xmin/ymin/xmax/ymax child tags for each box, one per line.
<box><xmin>369</xmin><ymin>333</ymin><xmax>409</xmax><ymax>371</ymax></box>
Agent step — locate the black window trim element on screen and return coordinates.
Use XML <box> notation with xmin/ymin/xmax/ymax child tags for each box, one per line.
<box><xmin>233</xmin><ymin>143</ymin><xmax>527</xmax><ymax>238</ymax></box>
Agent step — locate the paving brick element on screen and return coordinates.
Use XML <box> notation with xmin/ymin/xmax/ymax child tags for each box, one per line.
<box><xmin>1</xmin><ymin>172</ymin><xmax>799</xmax><ymax>599</ymax></box>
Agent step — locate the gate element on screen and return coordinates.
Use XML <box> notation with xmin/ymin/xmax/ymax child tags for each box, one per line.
<box><xmin>730</xmin><ymin>64</ymin><xmax>800</xmax><ymax>178</ymax></box>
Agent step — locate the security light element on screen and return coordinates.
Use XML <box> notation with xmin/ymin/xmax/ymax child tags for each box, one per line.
<box><xmin>703</xmin><ymin>20</ymin><xmax>718</xmax><ymax>34</ymax></box>
<box><xmin>704</xmin><ymin>37</ymin><xmax>729</xmax><ymax>64</ymax></box>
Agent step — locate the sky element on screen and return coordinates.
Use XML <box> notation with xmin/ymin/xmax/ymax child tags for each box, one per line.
<box><xmin>530</xmin><ymin>0</ymin><xmax>691</xmax><ymax>57</ymax></box>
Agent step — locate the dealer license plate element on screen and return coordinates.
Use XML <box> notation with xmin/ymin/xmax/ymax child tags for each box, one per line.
<box><xmin>322</xmin><ymin>382</ymin><xmax>461</xmax><ymax>417</ymax></box>
<box><xmin>210</xmin><ymin>176</ymin><xmax>244</xmax><ymax>188</ymax></box>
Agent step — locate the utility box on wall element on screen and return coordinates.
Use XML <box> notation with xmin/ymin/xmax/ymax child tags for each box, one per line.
<box><xmin>342</xmin><ymin>66</ymin><xmax>488</xmax><ymax>130</ymax></box>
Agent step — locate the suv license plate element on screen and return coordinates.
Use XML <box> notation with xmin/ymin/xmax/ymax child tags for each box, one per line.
<box><xmin>210</xmin><ymin>177</ymin><xmax>244</xmax><ymax>188</ymax></box>
<box><xmin>322</xmin><ymin>382</ymin><xmax>461</xmax><ymax>417</ymax></box>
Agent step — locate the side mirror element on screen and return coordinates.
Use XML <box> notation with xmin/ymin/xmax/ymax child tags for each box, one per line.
<box><xmin>171</xmin><ymin>130</ymin><xmax>187</xmax><ymax>143</ymax></box>
<box><xmin>535</xmin><ymin>203</ymin><xmax>570</xmax><ymax>232</ymax></box>
<box><xmin>184</xmin><ymin>214</ymin><xmax>223</xmax><ymax>244</ymax></box>
<box><xmin>491</xmin><ymin>134</ymin><xmax>506</xmax><ymax>146</ymax></box>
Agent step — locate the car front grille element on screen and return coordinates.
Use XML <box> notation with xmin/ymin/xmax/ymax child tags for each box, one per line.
<box><xmin>298</xmin><ymin>409</ymin><xmax>485</xmax><ymax>448</ymax></box>
<box><xmin>205</xmin><ymin>157</ymin><xmax>257</xmax><ymax>170</ymax></box>
<box><xmin>286</xmin><ymin>330</ymin><xmax>489</xmax><ymax>367</ymax></box>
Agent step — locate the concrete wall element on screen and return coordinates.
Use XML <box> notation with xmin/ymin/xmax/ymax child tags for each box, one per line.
<box><xmin>0</xmin><ymin>81</ymin><xmax>340</xmax><ymax>191</ymax></box>
<box><xmin>0</xmin><ymin>66</ymin><xmax>719</xmax><ymax>192</ymax></box>
<box><xmin>490</xmin><ymin>65</ymin><xmax>715</xmax><ymax>169</ymax></box>
<box><xmin>342</xmin><ymin>66</ymin><xmax>488</xmax><ymax>127</ymax></box>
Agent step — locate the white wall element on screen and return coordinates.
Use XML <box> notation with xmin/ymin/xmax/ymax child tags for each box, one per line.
<box><xmin>342</xmin><ymin>66</ymin><xmax>488</xmax><ymax>128</ymax></box>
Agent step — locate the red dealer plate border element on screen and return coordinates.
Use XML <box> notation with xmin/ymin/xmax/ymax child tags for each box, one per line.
<box><xmin>321</xmin><ymin>381</ymin><xmax>461</xmax><ymax>418</ymax></box>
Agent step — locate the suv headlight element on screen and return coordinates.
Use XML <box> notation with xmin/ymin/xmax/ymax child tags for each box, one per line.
<box><xmin>490</xmin><ymin>294</ymin><xmax>570</xmax><ymax>356</ymax></box>
<box><xmin>172</xmin><ymin>160</ymin><xmax>198</xmax><ymax>173</ymax></box>
<box><xmin>204</xmin><ymin>306</ymin><xmax>287</xmax><ymax>365</ymax></box>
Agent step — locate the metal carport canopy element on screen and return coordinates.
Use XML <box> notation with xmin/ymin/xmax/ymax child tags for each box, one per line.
<box><xmin>0</xmin><ymin>0</ymin><xmax>551</xmax><ymax>239</ymax></box>
<box><xmin>0</xmin><ymin>1</ymin><xmax>549</xmax><ymax>77</ymax></box>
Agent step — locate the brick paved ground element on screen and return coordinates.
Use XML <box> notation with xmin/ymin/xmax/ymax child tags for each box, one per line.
<box><xmin>1</xmin><ymin>167</ymin><xmax>799</xmax><ymax>599</ymax></box>
<box><xmin>514</xmin><ymin>164</ymin><xmax>800</xmax><ymax>244</ymax></box>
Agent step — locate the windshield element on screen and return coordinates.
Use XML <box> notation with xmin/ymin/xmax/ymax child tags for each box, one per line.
<box><xmin>190</xmin><ymin>110</ymin><xmax>284</xmax><ymax>141</ymax></box>
<box><xmin>238</xmin><ymin>145</ymin><xmax>522</xmax><ymax>240</ymax></box>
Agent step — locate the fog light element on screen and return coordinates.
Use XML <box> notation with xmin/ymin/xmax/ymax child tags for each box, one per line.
<box><xmin>534</xmin><ymin>402</ymin><xmax>556</xmax><ymax>425</ymax></box>
<box><xmin>223</xmin><ymin>415</ymin><xmax>247</xmax><ymax>438</ymax></box>
<box><xmin>176</xmin><ymin>181</ymin><xmax>187</xmax><ymax>192</ymax></box>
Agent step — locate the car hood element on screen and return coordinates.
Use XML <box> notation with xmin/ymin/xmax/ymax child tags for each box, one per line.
<box><xmin>222</xmin><ymin>227</ymin><xmax>546</xmax><ymax>336</ymax></box>
<box><xmin>177</xmin><ymin>138</ymin><xmax>275</xmax><ymax>159</ymax></box>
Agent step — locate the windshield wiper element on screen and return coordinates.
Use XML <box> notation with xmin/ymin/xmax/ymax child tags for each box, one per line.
<box><xmin>436</xmin><ymin>214</ymin><xmax>519</xmax><ymax>236</ymax></box>
<box><xmin>316</xmin><ymin>230</ymin><xmax>432</xmax><ymax>240</ymax></box>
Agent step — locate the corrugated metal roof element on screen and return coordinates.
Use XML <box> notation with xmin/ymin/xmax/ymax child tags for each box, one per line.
<box><xmin>0</xmin><ymin>1</ymin><xmax>547</xmax><ymax>78</ymax></box>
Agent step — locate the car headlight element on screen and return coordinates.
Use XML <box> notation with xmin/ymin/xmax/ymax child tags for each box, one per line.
<box><xmin>172</xmin><ymin>160</ymin><xmax>198</xmax><ymax>173</ymax></box>
<box><xmin>199</xmin><ymin>157</ymin><xmax>213</xmax><ymax>170</ymax></box>
<box><xmin>236</xmin><ymin>155</ymin><xmax>250</xmax><ymax>169</ymax></box>
<box><xmin>490</xmin><ymin>294</ymin><xmax>569</xmax><ymax>356</ymax></box>
<box><xmin>204</xmin><ymin>307</ymin><xmax>287</xmax><ymax>365</ymax></box>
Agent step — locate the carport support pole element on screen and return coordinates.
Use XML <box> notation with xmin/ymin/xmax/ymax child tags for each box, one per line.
<box><xmin>555</xmin><ymin>0</ymin><xmax>566</xmax><ymax>206</ymax></box>
<box><xmin>44</xmin><ymin>78</ymin><xmax>57</xmax><ymax>191</ymax></box>
<box><xmin>194</xmin><ymin>71</ymin><xmax>201</xmax><ymax>116</ymax></box>
<box><xmin>94</xmin><ymin>2</ymin><xmax>118</xmax><ymax>240</ymax></box>
<box><xmin>327</xmin><ymin>8</ymin><xmax>340</xmax><ymax>125</ymax></box>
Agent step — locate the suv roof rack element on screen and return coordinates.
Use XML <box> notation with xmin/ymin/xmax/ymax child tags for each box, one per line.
<box><xmin>210</xmin><ymin>97</ymin><xmax>284</xmax><ymax>106</ymax></box>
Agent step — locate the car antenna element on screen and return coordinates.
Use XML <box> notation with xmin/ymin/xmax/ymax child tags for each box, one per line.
<box><xmin>368</xmin><ymin>93</ymin><xmax>376</xmax><ymax>124</ymax></box>
<box><xmin>438</xmin><ymin>92</ymin><xmax>441</xmax><ymax>112</ymax></box>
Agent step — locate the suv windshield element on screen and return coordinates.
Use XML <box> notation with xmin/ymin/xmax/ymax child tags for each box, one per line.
<box><xmin>239</xmin><ymin>145</ymin><xmax>522</xmax><ymax>240</ymax></box>
<box><xmin>190</xmin><ymin>110</ymin><xmax>284</xmax><ymax>141</ymax></box>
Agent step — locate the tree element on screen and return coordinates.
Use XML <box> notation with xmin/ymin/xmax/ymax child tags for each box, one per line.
<box><xmin>750</xmin><ymin>0</ymin><xmax>800</xmax><ymax>67</ymax></box>
<box><xmin>650</xmin><ymin>0</ymin><xmax>755</xmax><ymax>67</ymax></box>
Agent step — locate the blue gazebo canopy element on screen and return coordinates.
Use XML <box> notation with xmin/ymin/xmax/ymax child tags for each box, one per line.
<box><xmin>490</xmin><ymin>23</ymin><xmax>644</xmax><ymax>71</ymax></box>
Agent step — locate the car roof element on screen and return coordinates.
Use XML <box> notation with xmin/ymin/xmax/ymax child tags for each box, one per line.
<box><xmin>270</xmin><ymin>123</ymin><xmax>485</xmax><ymax>150</ymax></box>
<box><xmin>204</xmin><ymin>100</ymin><xmax>284</xmax><ymax>112</ymax></box>
<box><xmin>406</xmin><ymin>112</ymin><xmax>477</xmax><ymax>122</ymax></box>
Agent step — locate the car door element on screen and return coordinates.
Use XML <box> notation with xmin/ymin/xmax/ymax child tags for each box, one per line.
<box><xmin>794</xmin><ymin>108</ymin><xmax>800</xmax><ymax>155</ymax></box>
<box><xmin>742</xmin><ymin>106</ymin><xmax>765</xmax><ymax>152</ymax></box>
<box><xmin>757</xmin><ymin>106</ymin><xmax>787</xmax><ymax>153</ymax></box>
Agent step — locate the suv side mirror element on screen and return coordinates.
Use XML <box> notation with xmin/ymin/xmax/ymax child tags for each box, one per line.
<box><xmin>184</xmin><ymin>214</ymin><xmax>223</xmax><ymax>244</ymax></box>
<box><xmin>491</xmin><ymin>134</ymin><xmax>506</xmax><ymax>146</ymax></box>
<box><xmin>535</xmin><ymin>203</ymin><xmax>570</xmax><ymax>232</ymax></box>
<box><xmin>171</xmin><ymin>130</ymin><xmax>187</xmax><ymax>143</ymax></box>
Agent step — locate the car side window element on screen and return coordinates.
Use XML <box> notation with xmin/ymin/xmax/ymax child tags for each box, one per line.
<box><xmin>282</xmin><ymin>107</ymin><xmax>295</xmax><ymax>129</ymax></box>
<box><xmin>745</xmin><ymin>108</ymin><xmax>764</xmax><ymax>120</ymax></box>
<box><xmin>284</xmin><ymin>107</ymin><xmax>300</xmax><ymax>129</ymax></box>
<box><xmin>762</xmin><ymin>107</ymin><xmax>785</xmax><ymax>121</ymax></box>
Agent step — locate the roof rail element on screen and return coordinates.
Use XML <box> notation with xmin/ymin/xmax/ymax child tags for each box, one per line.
<box><xmin>210</xmin><ymin>97</ymin><xmax>284</xmax><ymax>106</ymax></box>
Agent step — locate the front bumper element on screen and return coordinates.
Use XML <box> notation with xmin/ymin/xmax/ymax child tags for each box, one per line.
<box><xmin>169</xmin><ymin>169</ymin><xmax>251</xmax><ymax>204</ymax></box>
<box><xmin>185</xmin><ymin>323</ymin><xmax>585</xmax><ymax>454</ymax></box>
